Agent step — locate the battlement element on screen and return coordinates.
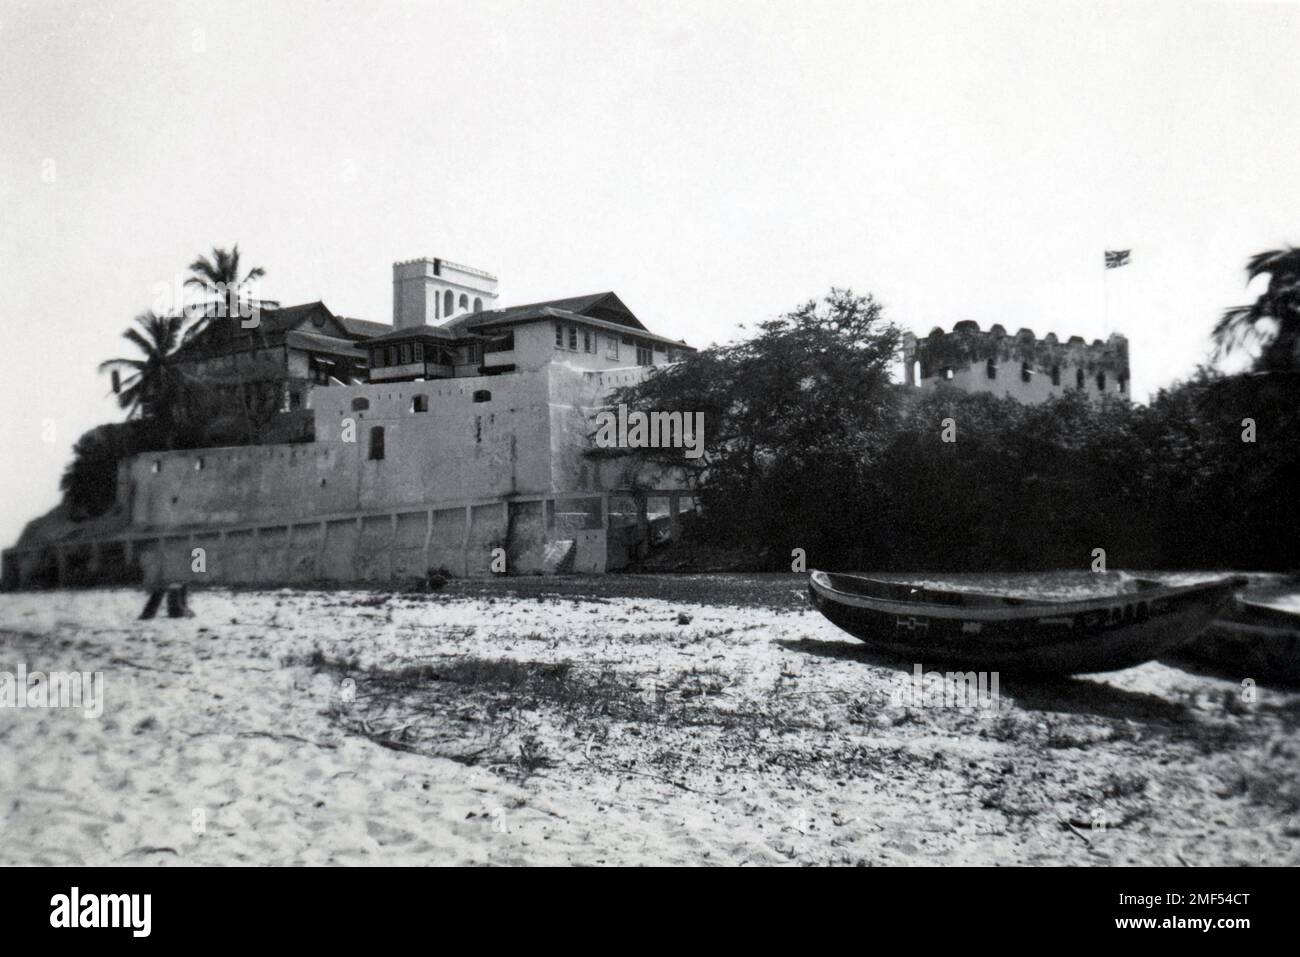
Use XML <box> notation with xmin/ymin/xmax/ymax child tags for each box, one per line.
<box><xmin>902</xmin><ymin>321</ymin><xmax>1130</xmax><ymax>401</ymax></box>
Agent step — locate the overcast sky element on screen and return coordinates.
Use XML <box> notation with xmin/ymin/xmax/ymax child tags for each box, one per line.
<box><xmin>2</xmin><ymin>0</ymin><xmax>1299</xmax><ymax>547</ymax></box>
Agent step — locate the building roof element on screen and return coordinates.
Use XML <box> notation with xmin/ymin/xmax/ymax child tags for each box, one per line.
<box><xmin>174</xmin><ymin>301</ymin><xmax>357</xmax><ymax>360</ymax></box>
<box><xmin>337</xmin><ymin>316</ymin><xmax>391</xmax><ymax>340</ymax></box>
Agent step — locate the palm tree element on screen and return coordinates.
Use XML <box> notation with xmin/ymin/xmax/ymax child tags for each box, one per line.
<box><xmin>1214</xmin><ymin>246</ymin><xmax>1300</xmax><ymax>372</ymax></box>
<box><xmin>182</xmin><ymin>244</ymin><xmax>270</xmax><ymax>341</ymax></box>
<box><xmin>97</xmin><ymin>311</ymin><xmax>187</xmax><ymax>420</ymax></box>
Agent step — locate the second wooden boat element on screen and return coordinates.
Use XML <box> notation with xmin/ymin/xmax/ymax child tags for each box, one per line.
<box><xmin>808</xmin><ymin>571</ymin><xmax>1244</xmax><ymax>676</ymax></box>
<box><xmin>1169</xmin><ymin>595</ymin><xmax>1300</xmax><ymax>686</ymax></box>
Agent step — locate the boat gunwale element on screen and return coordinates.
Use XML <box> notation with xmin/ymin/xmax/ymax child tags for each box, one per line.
<box><xmin>809</xmin><ymin>571</ymin><xmax>1240</xmax><ymax>623</ymax></box>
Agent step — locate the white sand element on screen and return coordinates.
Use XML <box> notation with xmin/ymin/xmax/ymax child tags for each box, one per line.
<box><xmin>1</xmin><ymin>582</ymin><xmax>1297</xmax><ymax>866</ymax></box>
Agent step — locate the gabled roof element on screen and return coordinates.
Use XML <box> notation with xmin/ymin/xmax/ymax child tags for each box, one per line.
<box><xmin>337</xmin><ymin>316</ymin><xmax>391</xmax><ymax>340</ymax></box>
<box><xmin>440</xmin><ymin>292</ymin><xmax>647</xmax><ymax>337</ymax></box>
<box><xmin>364</xmin><ymin>323</ymin><xmax>458</xmax><ymax>344</ymax></box>
<box><xmin>174</xmin><ymin>301</ymin><xmax>355</xmax><ymax>358</ymax></box>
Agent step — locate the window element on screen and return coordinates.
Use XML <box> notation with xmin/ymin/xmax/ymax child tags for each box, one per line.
<box><xmin>351</xmin><ymin>397</ymin><xmax>370</xmax><ymax>412</ymax></box>
<box><xmin>411</xmin><ymin>394</ymin><xmax>428</xmax><ymax>413</ymax></box>
<box><xmin>568</xmin><ymin>326</ymin><xmax>578</xmax><ymax>350</ymax></box>
<box><xmin>1021</xmin><ymin>361</ymin><xmax>1031</xmax><ymax>383</ymax></box>
<box><xmin>473</xmin><ymin>297</ymin><xmax>483</xmax><ymax>312</ymax></box>
<box><xmin>466</xmin><ymin>343</ymin><xmax>482</xmax><ymax>364</ymax></box>
<box><xmin>943</xmin><ymin>367</ymin><xmax>955</xmax><ymax>381</ymax></box>
<box><xmin>288</xmin><ymin>390</ymin><xmax>302</xmax><ymax>411</ymax></box>
<box><xmin>1076</xmin><ymin>368</ymin><xmax>1085</xmax><ymax>389</ymax></box>
<box><xmin>1096</xmin><ymin>372</ymin><xmax>1106</xmax><ymax>391</ymax></box>
<box><xmin>606</xmin><ymin>336</ymin><xmax>619</xmax><ymax>360</ymax></box>
<box><xmin>400</xmin><ymin>344</ymin><xmax>411</xmax><ymax>364</ymax></box>
<box><xmin>459</xmin><ymin>294</ymin><xmax>469</xmax><ymax>311</ymax></box>
<box><xmin>388</xmin><ymin>346</ymin><xmax>398</xmax><ymax>366</ymax></box>
<box><xmin>413</xmin><ymin>342</ymin><xmax>424</xmax><ymax>362</ymax></box>
<box><xmin>372</xmin><ymin>348</ymin><xmax>384</xmax><ymax>368</ymax></box>
<box><xmin>473</xmin><ymin>389</ymin><xmax>491</xmax><ymax>403</ymax></box>
<box><xmin>368</xmin><ymin>426</ymin><xmax>385</xmax><ymax>460</ymax></box>
<box><xmin>485</xmin><ymin>331</ymin><xmax>514</xmax><ymax>353</ymax></box>
<box><xmin>636</xmin><ymin>343</ymin><xmax>653</xmax><ymax>366</ymax></box>
<box><xmin>582</xmin><ymin>330</ymin><xmax>592</xmax><ymax>353</ymax></box>
<box><xmin>194</xmin><ymin>457</ymin><xmax>204</xmax><ymax>471</ymax></box>
<box><xmin>555</xmin><ymin>323</ymin><xmax>565</xmax><ymax>348</ymax></box>
<box><xmin>1051</xmin><ymin>364</ymin><xmax>1060</xmax><ymax>386</ymax></box>
<box><xmin>444</xmin><ymin>290</ymin><xmax>454</xmax><ymax>316</ymax></box>
<box><xmin>151</xmin><ymin>460</ymin><xmax>161</xmax><ymax>474</ymax></box>
<box><xmin>1119</xmin><ymin>375</ymin><xmax>1128</xmax><ymax>393</ymax></box>
<box><xmin>985</xmin><ymin>358</ymin><xmax>997</xmax><ymax>380</ymax></box>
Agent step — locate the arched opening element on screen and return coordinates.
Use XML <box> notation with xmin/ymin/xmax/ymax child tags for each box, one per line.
<box><xmin>444</xmin><ymin>290</ymin><xmax>454</xmax><ymax>316</ymax></box>
<box><xmin>1076</xmin><ymin>368</ymin><xmax>1085</xmax><ymax>390</ymax></box>
<box><xmin>368</xmin><ymin>426</ymin><xmax>385</xmax><ymax>460</ymax></box>
<box><xmin>985</xmin><ymin>358</ymin><xmax>997</xmax><ymax>380</ymax></box>
<box><xmin>473</xmin><ymin>389</ymin><xmax>491</xmax><ymax>403</ymax></box>
<box><xmin>473</xmin><ymin>297</ymin><xmax>483</xmax><ymax>312</ymax></box>
<box><xmin>911</xmin><ymin>360</ymin><xmax>921</xmax><ymax>385</ymax></box>
<box><xmin>1051</xmin><ymin>364</ymin><xmax>1060</xmax><ymax>386</ymax></box>
<box><xmin>350</xmin><ymin>397</ymin><xmax>369</xmax><ymax>412</ymax></box>
<box><xmin>1096</xmin><ymin>371</ymin><xmax>1107</xmax><ymax>391</ymax></box>
<box><xmin>459</xmin><ymin>293</ymin><xmax>469</xmax><ymax>310</ymax></box>
<box><xmin>1020</xmin><ymin>361</ymin><xmax>1031</xmax><ymax>383</ymax></box>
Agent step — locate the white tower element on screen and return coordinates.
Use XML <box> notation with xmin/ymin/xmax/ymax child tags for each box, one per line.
<box><xmin>392</xmin><ymin>258</ymin><xmax>499</xmax><ymax>330</ymax></box>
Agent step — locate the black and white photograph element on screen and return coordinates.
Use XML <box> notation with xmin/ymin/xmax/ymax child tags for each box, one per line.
<box><xmin>0</xmin><ymin>0</ymin><xmax>1296</xmax><ymax>920</ymax></box>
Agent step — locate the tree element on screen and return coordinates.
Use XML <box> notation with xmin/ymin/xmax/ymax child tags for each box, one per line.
<box><xmin>183</xmin><ymin>244</ymin><xmax>268</xmax><ymax>331</ymax></box>
<box><xmin>97</xmin><ymin>310</ymin><xmax>188</xmax><ymax>438</ymax></box>
<box><xmin>182</xmin><ymin>244</ymin><xmax>272</xmax><ymax>442</ymax></box>
<box><xmin>596</xmin><ymin>289</ymin><xmax>901</xmax><ymax>566</ymax></box>
<box><xmin>1213</xmin><ymin>246</ymin><xmax>1300</xmax><ymax>371</ymax></box>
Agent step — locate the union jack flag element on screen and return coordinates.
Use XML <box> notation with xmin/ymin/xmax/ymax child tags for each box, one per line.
<box><xmin>1105</xmin><ymin>249</ymin><xmax>1131</xmax><ymax>269</ymax></box>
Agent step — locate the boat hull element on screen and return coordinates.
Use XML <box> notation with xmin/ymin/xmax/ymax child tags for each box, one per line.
<box><xmin>1169</xmin><ymin>597</ymin><xmax>1300</xmax><ymax>686</ymax></box>
<box><xmin>808</xmin><ymin>572</ymin><xmax>1243</xmax><ymax>676</ymax></box>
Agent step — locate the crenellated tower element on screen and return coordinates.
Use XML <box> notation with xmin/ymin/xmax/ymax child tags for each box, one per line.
<box><xmin>901</xmin><ymin>321</ymin><xmax>1130</xmax><ymax>402</ymax></box>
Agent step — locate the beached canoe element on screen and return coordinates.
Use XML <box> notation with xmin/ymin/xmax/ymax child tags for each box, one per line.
<box><xmin>807</xmin><ymin>571</ymin><xmax>1244</xmax><ymax>676</ymax></box>
<box><xmin>1170</xmin><ymin>596</ymin><xmax>1300</xmax><ymax>686</ymax></box>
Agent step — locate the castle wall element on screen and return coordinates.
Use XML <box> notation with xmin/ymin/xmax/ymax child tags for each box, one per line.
<box><xmin>124</xmin><ymin>371</ymin><xmax>557</xmax><ymax>530</ymax></box>
<box><xmin>903</xmin><ymin>324</ymin><xmax>1130</xmax><ymax>403</ymax></box>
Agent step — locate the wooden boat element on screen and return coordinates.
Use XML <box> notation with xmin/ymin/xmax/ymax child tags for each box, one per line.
<box><xmin>1169</xmin><ymin>596</ymin><xmax>1300</xmax><ymax>686</ymax></box>
<box><xmin>807</xmin><ymin>571</ymin><xmax>1245</xmax><ymax>676</ymax></box>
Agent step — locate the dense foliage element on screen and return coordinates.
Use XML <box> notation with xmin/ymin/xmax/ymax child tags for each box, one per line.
<box><xmin>605</xmin><ymin>291</ymin><xmax>1300</xmax><ymax>572</ymax></box>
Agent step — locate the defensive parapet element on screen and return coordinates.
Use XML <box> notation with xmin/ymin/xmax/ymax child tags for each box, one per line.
<box><xmin>901</xmin><ymin>321</ymin><xmax>1130</xmax><ymax>402</ymax></box>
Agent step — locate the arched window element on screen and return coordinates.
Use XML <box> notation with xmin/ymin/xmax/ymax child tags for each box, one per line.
<box><xmin>1119</xmin><ymin>375</ymin><xmax>1128</xmax><ymax>393</ymax></box>
<box><xmin>1020</xmin><ymin>361</ymin><xmax>1031</xmax><ymax>383</ymax></box>
<box><xmin>473</xmin><ymin>389</ymin><xmax>491</xmax><ymax>403</ymax></box>
<box><xmin>351</xmin><ymin>397</ymin><xmax>370</xmax><ymax>412</ymax></box>
<box><xmin>368</xmin><ymin>426</ymin><xmax>385</xmax><ymax>460</ymax></box>
<box><xmin>1076</xmin><ymin>368</ymin><xmax>1085</xmax><ymax>390</ymax></box>
<box><xmin>1051</xmin><ymin>364</ymin><xmax>1060</xmax><ymax>386</ymax></box>
<box><xmin>444</xmin><ymin>290</ymin><xmax>454</xmax><ymax>316</ymax></box>
<box><xmin>986</xmin><ymin>358</ymin><xmax>997</xmax><ymax>380</ymax></box>
<box><xmin>473</xmin><ymin>297</ymin><xmax>483</xmax><ymax>312</ymax></box>
<box><xmin>1096</xmin><ymin>371</ymin><xmax>1106</xmax><ymax>391</ymax></box>
<box><xmin>458</xmin><ymin>293</ymin><xmax>469</xmax><ymax>310</ymax></box>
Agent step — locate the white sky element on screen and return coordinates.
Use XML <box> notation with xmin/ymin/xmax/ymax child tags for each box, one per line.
<box><xmin>3</xmin><ymin>0</ymin><xmax>1300</xmax><ymax>548</ymax></box>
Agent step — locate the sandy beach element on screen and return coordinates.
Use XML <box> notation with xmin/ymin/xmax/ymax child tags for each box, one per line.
<box><xmin>1</xmin><ymin>575</ymin><xmax>1297</xmax><ymax>866</ymax></box>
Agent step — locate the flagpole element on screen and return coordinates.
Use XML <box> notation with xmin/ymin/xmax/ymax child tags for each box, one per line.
<box><xmin>1103</xmin><ymin>260</ymin><xmax>1109</xmax><ymax>338</ymax></box>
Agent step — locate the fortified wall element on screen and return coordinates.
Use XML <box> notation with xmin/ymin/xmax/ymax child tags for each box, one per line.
<box><xmin>3</xmin><ymin>363</ymin><xmax>692</xmax><ymax>588</ymax></box>
<box><xmin>902</xmin><ymin>321</ymin><xmax>1130</xmax><ymax>403</ymax></box>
